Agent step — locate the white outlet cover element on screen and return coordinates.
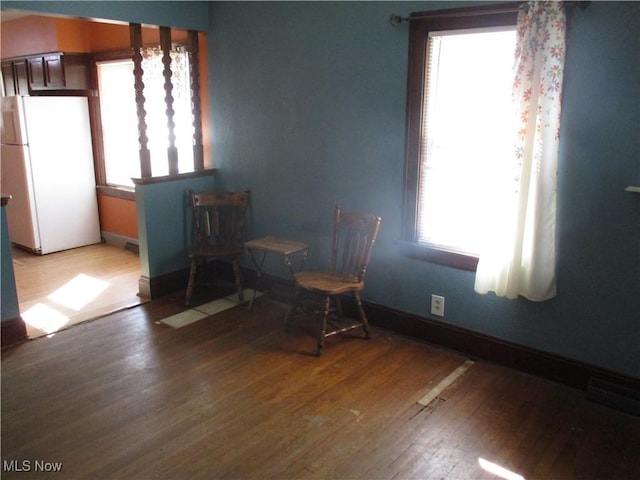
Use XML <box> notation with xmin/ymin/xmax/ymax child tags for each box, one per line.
<box><xmin>431</xmin><ymin>295</ymin><xmax>445</xmax><ymax>316</ymax></box>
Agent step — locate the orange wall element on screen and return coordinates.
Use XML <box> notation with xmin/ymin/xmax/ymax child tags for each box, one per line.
<box><xmin>1</xmin><ymin>16</ymin><xmax>59</xmax><ymax>58</ymax></box>
<box><xmin>54</xmin><ymin>18</ymin><xmax>92</xmax><ymax>52</ymax></box>
<box><xmin>86</xmin><ymin>22</ymin><xmax>185</xmax><ymax>51</ymax></box>
<box><xmin>0</xmin><ymin>16</ymin><xmax>165</xmax><ymax>56</ymax></box>
<box><xmin>97</xmin><ymin>193</ymin><xmax>138</xmax><ymax>240</ymax></box>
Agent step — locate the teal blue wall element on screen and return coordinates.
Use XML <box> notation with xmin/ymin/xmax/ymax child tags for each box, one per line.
<box><xmin>2</xmin><ymin>1</ymin><xmax>638</xmax><ymax>378</ymax></box>
<box><xmin>136</xmin><ymin>175</ymin><xmax>217</xmax><ymax>279</ymax></box>
<box><xmin>208</xmin><ymin>1</ymin><xmax>640</xmax><ymax>378</ymax></box>
<box><xmin>1</xmin><ymin>205</ymin><xmax>20</xmax><ymax>322</ymax></box>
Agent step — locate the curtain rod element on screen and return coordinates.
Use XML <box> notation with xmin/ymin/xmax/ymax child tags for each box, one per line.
<box><xmin>389</xmin><ymin>1</ymin><xmax>589</xmax><ymax>26</ymax></box>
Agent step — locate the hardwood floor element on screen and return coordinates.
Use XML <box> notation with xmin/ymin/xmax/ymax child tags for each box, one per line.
<box><xmin>2</xmin><ymin>295</ymin><xmax>639</xmax><ymax>479</ymax></box>
<box><xmin>11</xmin><ymin>243</ymin><xmax>145</xmax><ymax>338</ymax></box>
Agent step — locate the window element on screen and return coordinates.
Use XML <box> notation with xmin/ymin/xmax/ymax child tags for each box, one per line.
<box><xmin>96</xmin><ymin>47</ymin><xmax>194</xmax><ymax>189</ymax></box>
<box><xmin>96</xmin><ymin>59</ymin><xmax>139</xmax><ymax>187</ymax></box>
<box><xmin>402</xmin><ymin>4</ymin><xmax>519</xmax><ymax>270</ymax></box>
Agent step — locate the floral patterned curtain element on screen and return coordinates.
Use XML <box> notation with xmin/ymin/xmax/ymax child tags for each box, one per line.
<box><xmin>475</xmin><ymin>1</ymin><xmax>566</xmax><ymax>301</ymax></box>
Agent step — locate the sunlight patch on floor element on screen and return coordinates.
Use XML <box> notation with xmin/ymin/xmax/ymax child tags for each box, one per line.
<box><xmin>478</xmin><ymin>458</ymin><xmax>525</xmax><ymax>480</ymax></box>
<box><xmin>22</xmin><ymin>303</ymin><xmax>70</xmax><ymax>335</ymax></box>
<box><xmin>22</xmin><ymin>273</ymin><xmax>143</xmax><ymax>339</ymax></box>
<box><xmin>48</xmin><ymin>273</ymin><xmax>110</xmax><ymax>311</ymax></box>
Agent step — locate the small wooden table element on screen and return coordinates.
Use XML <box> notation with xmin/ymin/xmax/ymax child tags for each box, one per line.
<box><xmin>244</xmin><ymin>236</ymin><xmax>309</xmax><ymax>309</ymax></box>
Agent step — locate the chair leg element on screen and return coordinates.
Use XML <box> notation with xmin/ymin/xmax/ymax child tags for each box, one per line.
<box><xmin>232</xmin><ymin>257</ymin><xmax>244</xmax><ymax>303</ymax></box>
<box><xmin>353</xmin><ymin>291</ymin><xmax>371</xmax><ymax>339</ymax></box>
<box><xmin>335</xmin><ymin>295</ymin><xmax>343</xmax><ymax>318</ymax></box>
<box><xmin>284</xmin><ymin>283</ymin><xmax>301</xmax><ymax>329</ymax></box>
<box><xmin>185</xmin><ymin>258</ymin><xmax>197</xmax><ymax>306</ymax></box>
<box><xmin>316</xmin><ymin>296</ymin><xmax>331</xmax><ymax>356</ymax></box>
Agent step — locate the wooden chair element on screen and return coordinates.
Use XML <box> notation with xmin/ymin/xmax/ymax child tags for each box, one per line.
<box><xmin>185</xmin><ymin>190</ymin><xmax>249</xmax><ymax>306</ymax></box>
<box><xmin>286</xmin><ymin>205</ymin><xmax>382</xmax><ymax>356</ymax></box>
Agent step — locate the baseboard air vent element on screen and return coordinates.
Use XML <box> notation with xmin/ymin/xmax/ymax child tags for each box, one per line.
<box><xmin>125</xmin><ymin>242</ymin><xmax>139</xmax><ymax>254</ymax></box>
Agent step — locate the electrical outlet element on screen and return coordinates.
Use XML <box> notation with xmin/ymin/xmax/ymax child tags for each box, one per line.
<box><xmin>431</xmin><ymin>294</ymin><xmax>445</xmax><ymax>317</ymax></box>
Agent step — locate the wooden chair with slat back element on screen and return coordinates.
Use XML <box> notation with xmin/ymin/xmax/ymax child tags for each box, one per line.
<box><xmin>286</xmin><ymin>204</ymin><xmax>382</xmax><ymax>356</ymax></box>
<box><xmin>185</xmin><ymin>190</ymin><xmax>249</xmax><ymax>306</ymax></box>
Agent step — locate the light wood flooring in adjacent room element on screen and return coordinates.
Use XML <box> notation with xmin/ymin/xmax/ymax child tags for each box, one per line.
<box><xmin>2</xmin><ymin>295</ymin><xmax>639</xmax><ymax>479</ymax></box>
<box><xmin>11</xmin><ymin>243</ymin><xmax>145</xmax><ymax>339</ymax></box>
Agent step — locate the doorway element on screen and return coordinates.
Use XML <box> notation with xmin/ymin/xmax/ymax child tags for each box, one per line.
<box><xmin>12</xmin><ymin>243</ymin><xmax>145</xmax><ymax>338</ymax></box>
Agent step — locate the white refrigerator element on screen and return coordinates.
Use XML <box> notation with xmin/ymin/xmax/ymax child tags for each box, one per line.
<box><xmin>0</xmin><ymin>95</ymin><xmax>101</xmax><ymax>254</ymax></box>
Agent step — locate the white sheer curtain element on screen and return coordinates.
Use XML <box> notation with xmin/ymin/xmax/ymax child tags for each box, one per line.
<box><xmin>474</xmin><ymin>1</ymin><xmax>566</xmax><ymax>301</ymax></box>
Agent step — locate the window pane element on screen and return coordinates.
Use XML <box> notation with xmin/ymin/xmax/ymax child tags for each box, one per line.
<box><xmin>97</xmin><ymin>60</ymin><xmax>140</xmax><ymax>187</ymax></box>
<box><xmin>418</xmin><ymin>27</ymin><xmax>516</xmax><ymax>254</ymax></box>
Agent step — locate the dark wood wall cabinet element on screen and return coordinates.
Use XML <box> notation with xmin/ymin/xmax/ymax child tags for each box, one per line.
<box><xmin>1</xmin><ymin>53</ymin><xmax>89</xmax><ymax>96</ymax></box>
<box><xmin>1</xmin><ymin>60</ymin><xmax>29</xmax><ymax>96</ymax></box>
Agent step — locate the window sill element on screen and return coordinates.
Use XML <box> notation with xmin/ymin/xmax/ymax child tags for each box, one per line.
<box><xmin>132</xmin><ymin>169</ymin><xmax>217</xmax><ymax>186</ymax></box>
<box><xmin>98</xmin><ymin>170</ymin><xmax>218</xmax><ymax>200</ymax></box>
<box><xmin>398</xmin><ymin>240</ymin><xmax>479</xmax><ymax>271</ymax></box>
<box><xmin>97</xmin><ymin>185</ymin><xmax>135</xmax><ymax>201</ymax></box>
